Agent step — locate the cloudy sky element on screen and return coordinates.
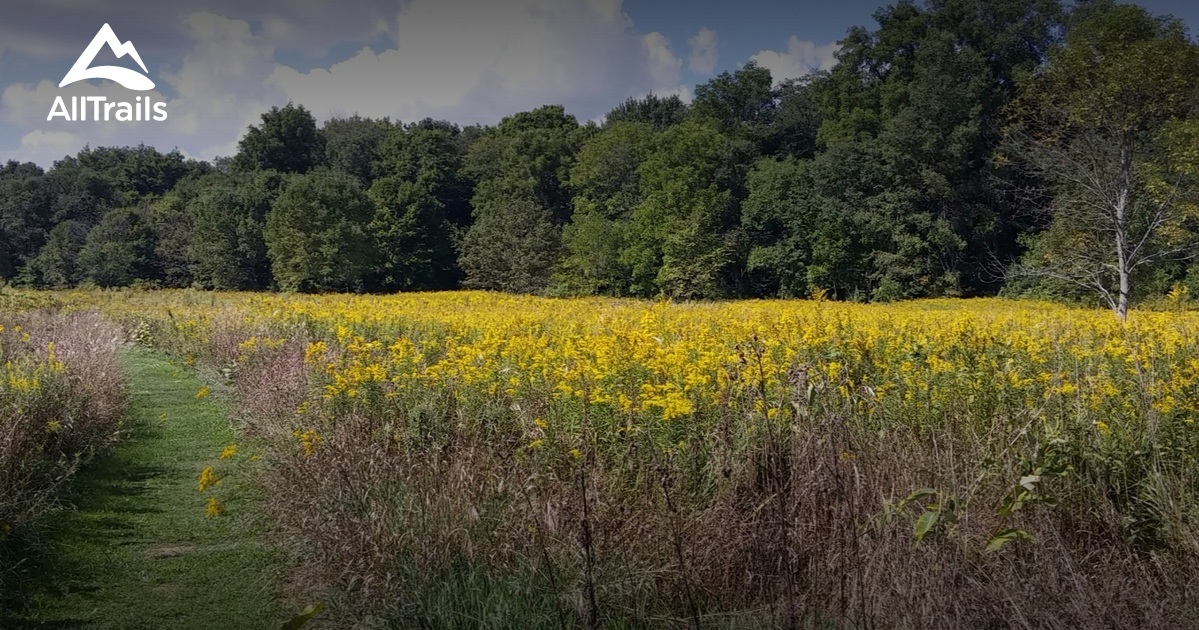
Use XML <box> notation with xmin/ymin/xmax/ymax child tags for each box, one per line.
<box><xmin>1</xmin><ymin>0</ymin><xmax>1196</xmax><ymax>167</ymax></box>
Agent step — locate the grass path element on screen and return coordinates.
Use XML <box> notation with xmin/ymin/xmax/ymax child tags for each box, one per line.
<box><xmin>1</xmin><ymin>349</ymin><xmax>285</xmax><ymax>629</ymax></box>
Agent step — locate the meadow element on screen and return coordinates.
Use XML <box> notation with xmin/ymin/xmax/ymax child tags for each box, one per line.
<box><xmin>32</xmin><ymin>289</ymin><xmax>1190</xmax><ymax>628</ymax></box>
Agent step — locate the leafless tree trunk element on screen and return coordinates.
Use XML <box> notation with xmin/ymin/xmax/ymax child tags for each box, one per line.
<box><xmin>1113</xmin><ymin>142</ymin><xmax>1132</xmax><ymax>321</ymax></box>
<box><xmin>1005</xmin><ymin>125</ymin><xmax>1194</xmax><ymax>321</ymax></box>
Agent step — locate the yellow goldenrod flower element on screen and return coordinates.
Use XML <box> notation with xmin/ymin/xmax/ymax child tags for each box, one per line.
<box><xmin>198</xmin><ymin>466</ymin><xmax>221</xmax><ymax>493</ymax></box>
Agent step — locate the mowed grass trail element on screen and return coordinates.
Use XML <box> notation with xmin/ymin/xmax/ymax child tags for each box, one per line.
<box><xmin>1</xmin><ymin>349</ymin><xmax>286</xmax><ymax>629</ymax></box>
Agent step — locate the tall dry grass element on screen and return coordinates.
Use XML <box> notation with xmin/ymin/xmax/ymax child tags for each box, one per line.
<box><xmin>245</xmin><ymin>360</ymin><xmax>1199</xmax><ymax>628</ymax></box>
<box><xmin>0</xmin><ymin>310</ymin><xmax>127</xmax><ymax>551</ymax></box>
<box><xmin>95</xmin><ymin>292</ymin><xmax>1199</xmax><ymax>628</ymax></box>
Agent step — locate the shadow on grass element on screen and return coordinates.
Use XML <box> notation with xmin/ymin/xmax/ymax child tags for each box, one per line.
<box><xmin>0</xmin><ymin>450</ymin><xmax>169</xmax><ymax>627</ymax></box>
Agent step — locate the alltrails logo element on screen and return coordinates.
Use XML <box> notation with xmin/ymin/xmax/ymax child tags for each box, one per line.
<box><xmin>47</xmin><ymin>24</ymin><xmax>168</xmax><ymax>122</ymax></box>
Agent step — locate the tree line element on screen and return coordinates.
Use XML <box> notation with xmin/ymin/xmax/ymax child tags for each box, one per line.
<box><xmin>1</xmin><ymin>0</ymin><xmax>1196</xmax><ymax>314</ymax></box>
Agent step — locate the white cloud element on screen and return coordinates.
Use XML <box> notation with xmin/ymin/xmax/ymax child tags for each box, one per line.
<box><xmin>654</xmin><ymin>83</ymin><xmax>693</xmax><ymax>105</ymax></box>
<box><xmin>13</xmin><ymin>130</ymin><xmax>84</xmax><ymax>165</ymax></box>
<box><xmin>687</xmin><ymin>27</ymin><xmax>718</xmax><ymax>76</ymax></box>
<box><xmin>0</xmin><ymin>79</ymin><xmax>176</xmax><ymax>164</ymax></box>
<box><xmin>270</xmin><ymin>0</ymin><xmax>686</xmax><ymax>125</ymax></box>
<box><xmin>642</xmin><ymin>32</ymin><xmax>682</xmax><ymax>87</ymax></box>
<box><xmin>0</xmin><ymin>1</ymin><xmax>399</xmax><ymax>61</ymax></box>
<box><xmin>0</xmin><ymin>11</ymin><xmax>284</xmax><ymax>165</ymax></box>
<box><xmin>156</xmin><ymin>12</ymin><xmax>285</xmax><ymax>157</ymax></box>
<box><xmin>750</xmin><ymin>36</ymin><xmax>840</xmax><ymax>84</ymax></box>
<box><xmin>0</xmin><ymin>0</ymin><xmax>699</xmax><ymax>165</ymax></box>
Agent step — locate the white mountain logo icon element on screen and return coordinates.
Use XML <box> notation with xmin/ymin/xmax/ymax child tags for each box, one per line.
<box><xmin>59</xmin><ymin>24</ymin><xmax>155</xmax><ymax>91</ymax></box>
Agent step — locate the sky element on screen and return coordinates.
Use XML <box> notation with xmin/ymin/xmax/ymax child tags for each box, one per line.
<box><xmin>0</xmin><ymin>0</ymin><xmax>1196</xmax><ymax>167</ymax></box>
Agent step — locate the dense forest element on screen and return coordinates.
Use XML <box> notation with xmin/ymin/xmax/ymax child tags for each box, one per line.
<box><xmin>1</xmin><ymin>0</ymin><xmax>1197</xmax><ymax>312</ymax></box>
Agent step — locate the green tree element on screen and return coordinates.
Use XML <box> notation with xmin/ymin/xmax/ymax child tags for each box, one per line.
<box><xmin>554</xmin><ymin>121</ymin><xmax>655</xmax><ymax>295</ymax></box>
<box><xmin>145</xmin><ymin>191</ymin><xmax>195</xmax><ymax>288</ymax></box>
<box><xmin>41</xmin><ymin>159</ymin><xmax>115</xmax><ymax>225</ymax></box>
<box><xmin>742</xmin><ymin>157</ymin><xmax>816</xmax><ymax>297</ymax></box>
<box><xmin>459</xmin><ymin>106</ymin><xmax>582</xmax><ymax>292</ymax></box>
<box><xmin>76</xmin><ymin>144</ymin><xmax>191</xmax><ymax>203</ymax></box>
<box><xmin>77</xmin><ymin>207</ymin><xmax>158</xmax><ymax>287</ymax></box>
<box><xmin>745</xmin><ymin>142</ymin><xmax>952</xmax><ymax>300</ymax></box>
<box><xmin>27</xmin><ymin>221</ymin><xmax>88</xmax><ymax>287</ymax></box>
<box><xmin>0</xmin><ymin>162</ymin><xmax>51</xmax><ymax>280</ymax></box>
<box><xmin>805</xmin><ymin>0</ymin><xmax>1064</xmax><ymax>298</ymax></box>
<box><xmin>605</xmin><ymin>94</ymin><xmax>687</xmax><ymax>130</ymax></box>
<box><xmin>368</xmin><ymin>176</ymin><xmax>458</xmax><ymax>290</ymax></box>
<box><xmin>459</xmin><ymin>188</ymin><xmax>562</xmax><ymax>294</ymax></box>
<box><xmin>234</xmin><ymin>103</ymin><xmax>326</xmax><ymax>174</ymax></box>
<box><xmin>321</xmin><ymin>116</ymin><xmax>392</xmax><ymax>185</ymax></box>
<box><xmin>189</xmin><ymin>171</ymin><xmax>284</xmax><ymax>290</ymax></box>
<box><xmin>377</xmin><ymin>120</ymin><xmax>474</xmax><ymax>228</ymax></box>
<box><xmin>139</xmin><ymin>165</ymin><xmax>214</xmax><ymax>288</ymax></box>
<box><xmin>1007</xmin><ymin>4</ymin><xmax>1199</xmax><ymax>318</ymax></box>
<box><xmin>763</xmin><ymin>79</ymin><xmax>825</xmax><ymax>159</ymax></box>
<box><xmin>463</xmin><ymin>106</ymin><xmax>582</xmax><ymax>221</ymax></box>
<box><xmin>690</xmin><ymin>63</ymin><xmax>776</xmax><ymax>138</ymax></box>
<box><xmin>361</xmin><ymin>118</ymin><xmax>473</xmax><ymax>291</ymax></box>
<box><xmin>264</xmin><ymin>169</ymin><xmax>376</xmax><ymax>292</ymax></box>
<box><xmin>625</xmin><ymin>120</ymin><xmax>738</xmax><ymax>299</ymax></box>
<box><xmin>20</xmin><ymin>157</ymin><xmax>122</xmax><ymax>286</ymax></box>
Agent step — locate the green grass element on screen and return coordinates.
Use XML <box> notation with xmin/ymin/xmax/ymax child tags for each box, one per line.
<box><xmin>0</xmin><ymin>349</ymin><xmax>286</xmax><ymax>629</ymax></box>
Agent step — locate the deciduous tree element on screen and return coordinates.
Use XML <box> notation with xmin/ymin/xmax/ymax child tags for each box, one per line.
<box><xmin>1006</xmin><ymin>4</ymin><xmax>1199</xmax><ymax>319</ymax></box>
<box><xmin>234</xmin><ymin>103</ymin><xmax>326</xmax><ymax>175</ymax></box>
<box><xmin>264</xmin><ymin>170</ymin><xmax>376</xmax><ymax>292</ymax></box>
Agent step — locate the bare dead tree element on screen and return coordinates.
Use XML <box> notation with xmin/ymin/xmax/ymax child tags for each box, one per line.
<box><xmin>1006</xmin><ymin>126</ymin><xmax>1197</xmax><ymax>320</ymax></box>
<box><xmin>1001</xmin><ymin>6</ymin><xmax>1199</xmax><ymax>320</ymax></box>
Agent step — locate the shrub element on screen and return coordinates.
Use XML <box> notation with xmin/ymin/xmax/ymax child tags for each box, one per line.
<box><xmin>0</xmin><ymin>310</ymin><xmax>126</xmax><ymax>554</ymax></box>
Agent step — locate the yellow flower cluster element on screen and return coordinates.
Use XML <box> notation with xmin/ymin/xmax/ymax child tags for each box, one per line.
<box><xmin>238</xmin><ymin>294</ymin><xmax>1192</xmax><ymax>432</ymax></box>
<box><xmin>58</xmin><ymin>290</ymin><xmax>1199</xmax><ymax>460</ymax></box>
<box><xmin>293</xmin><ymin>429</ymin><xmax>322</xmax><ymax>456</ymax></box>
<box><xmin>198</xmin><ymin>466</ymin><xmax>221</xmax><ymax>493</ymax></box>
<box><xmin>1</xmin><ymin>331</ymin><xmax>68</xmax><ymax>406</ymax></box>
<box><xmin>198</xmin><ymin>464</ymin><xmax>227</xmax><ymax>517</ymax></box>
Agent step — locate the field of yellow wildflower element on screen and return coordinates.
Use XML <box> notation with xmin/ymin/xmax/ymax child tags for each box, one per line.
<box><xmin>62</xmin><ymin>289</ymin><xmax>1199</xmax><ymax>628</ymax></box>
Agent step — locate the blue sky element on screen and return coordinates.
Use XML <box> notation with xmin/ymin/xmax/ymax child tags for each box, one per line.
<box><xmin>1</xmin><ymin>0</ymin><xmax>1196</xmax><ymax>167</ymax></box>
